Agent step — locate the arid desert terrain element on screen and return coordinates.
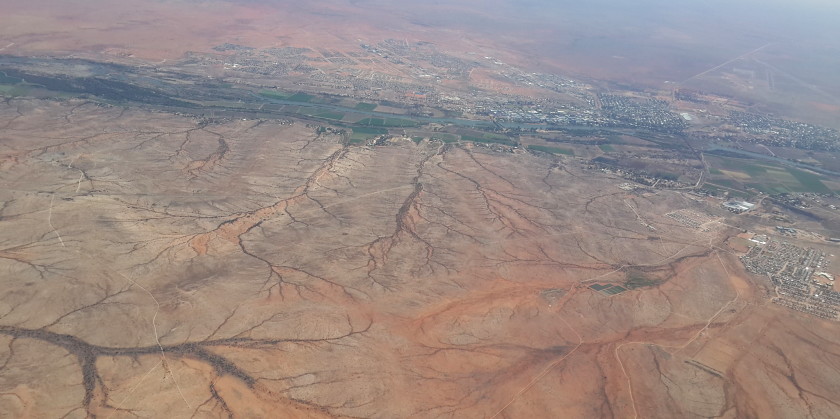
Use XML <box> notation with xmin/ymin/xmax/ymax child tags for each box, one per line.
<box><xmin>0</xmin><ymin>99</ymin><xmax>838</xmax><ymax>417</ymax></box>
<box><xmin>2</xmin><ymin>0</ymin><xmax>840</xmax><ymax>417</ymax></box>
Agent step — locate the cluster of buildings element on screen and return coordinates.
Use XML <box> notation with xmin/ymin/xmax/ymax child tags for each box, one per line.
<box><xmin>177</xmin><ymin>42</ymin><xmax>840</xmax><ymax>160</ymax></box>
<box><xmin>666</xmin><ymin>209</ymin><xmax>713</xmax><ymax>231</ymax></box>
<box><xmin>722</xmin><ymin>200</ymin><xmax>755</xmax><ymax>213</ymax></box>
<box><xmin>191</xmin><ymin>41</ymin><xmax>699</xmax><ymax>137</ymax></box>
<box><xmin>593</xmin><ymin>163</ymin><xmax>691</xmax><ymax>189</ymax></box>
<box><xmin>775</xmin><ymin>226</ymin><xmax>797</xmax><ymax>236</ymax></box>
<box><xmin>741</xmin><ymin>239</ymin><xmax>838</xmax><ymax>320</ymax></box>
<box><xmin>727</xmin><ymin>111</ymin><xmax>840</xmax><ymax>152</ymax></box>
<box><xmin>599</xmin><ymin>95</ymin><xmax>687</xmax><ymax>133</ymax></box>
<box><xmin>471</xmin><ymin>94</ymin><xmax>688</xmax><ymax>133</ymax></box>
<box><xmin>362</xmin><ymin>39</ymin><xmax>477</xmax><ymax>79</ymax></box>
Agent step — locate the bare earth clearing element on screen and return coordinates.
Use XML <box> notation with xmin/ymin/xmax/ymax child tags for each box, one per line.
<box><xmin>0</xmin><ymin>99</ymin><xmax>838</xmax><ymax>417</ymax></box>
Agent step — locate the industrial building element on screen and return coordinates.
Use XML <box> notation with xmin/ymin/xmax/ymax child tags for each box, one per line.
<box><xmin>723</xmin><ymin>200</ymin><xmax>755</xmax><ymax>213</ymax></box>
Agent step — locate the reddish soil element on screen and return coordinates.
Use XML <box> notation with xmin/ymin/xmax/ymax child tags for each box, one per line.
<box><xmin>0</xmin><ymin>99</ymin><xmax>838</xmax><ymax>417</ymax></box>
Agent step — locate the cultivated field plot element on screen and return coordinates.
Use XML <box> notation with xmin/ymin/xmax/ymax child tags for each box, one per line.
<box><xmin>706</xmin><ymin>154</ymin><xmax>836</xmax><ymax>194</ymax></box>
<box><xmin>1</xmin><ymin>99</ymin><xmax>839</xmax><ymax>418</ymax></box>
<box><xmin>589</xmin><ymin>283</ymin><xmax>628</xmax><ymax>296</ymax></box>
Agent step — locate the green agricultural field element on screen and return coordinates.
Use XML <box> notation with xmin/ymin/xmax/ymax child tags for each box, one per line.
<box><xmin>351</xmin><ymin>126</ymin><xmax>388</xmax><ymax>135</ymax></box>
<box><xmin>358</xmin><ymin>117</ymin><xmax>385</xmax><ymax>126</ymax></box>
<box><xmin>259</xmin><ymin>90</ymin><xmax>289</xmax><ymax>100</ymax></box>
<box><xmin>380</xmin><ymin>118</ymin><xmax>418</xmax><ymax>127</ymax></box>
<box><xmin>589</xmin><ymin>283</ymin><xmax>628</xmax><ymax>295</ymax></box>
<box><xmin>598</xmin><ymin>144</ymin><xmax>615</xmax><ymax>152</ymax></box>
<box><xmin>742</xmin><ymin>164</ymin><xmax>767</xmax><ymax>177</ymax></box>
<box><xmin>605</xmin><ymin>286</ymin><xmax>627</xmax><ymax>295</ymax></box>
<box><xmin>261</xmin><ymin>90</ymin><xmax>314</xmax><ymax>102</ymax></box>
<box><xmin>287</xmin><ymin>92</ymin><xmax>314</xmax><ymax>103</ymax></box>
<box><xmin>705</xmin><ymin>154</ymin><xmax>835</xmax><ymax>195</ymax></box>
<box><xmin>708</xmin><ymin>155</ymin><xmax>767</xmax><ymax>176</ymax></box>
<box><xmin>746</xmin><ymin>183</ymin><xmax>789</xmax><ymax>195</ymax></box>
<box><xmin>354</xmin><ymin>102</ymin><xmax>377</xmax><ymax>111</ymax></box>
<box><xmin>710</xmin><ymin>178</ymin><xmax>738</xmax><ymax>188</ymax></box>
<box><xmin>313</xmin><ymin>111</ymin><xmax>345</xmax><ymax>121</ymax></box>
<box><xmin>0</xmin><ymin>71</ymin><xmax>34</xmax><ymax>97</ymax></box>
<box><xmin>262</xmin><ymin>103</ymin><xmax>284</xmax><ymax>111</ymax></box>
<box><xmin>355</xmin><ymin>117</ymin><xmax>418</xmax><ymax>127</ymax></box>
<box><xmin>457</xmin><ymin>130</ymin><xmax>509</xmax><ymax>141</ymax></box>
<box><xmin>726</xmin><ymin>167</ymin><xmax>831</xmax><ymax>195</ymax></box>
<box><xmin>787</xmin><ymin>168</ymin><xmax>832</xmax><ymax>194</ymax></box>
<box><xmin>527</xmin><ymin>145</ymin><xmax>574</xmax><ymax>155</ymax></box>
<box><xmin>481</xmin><ymin>132</ymin><xmax>509</xmax><ymax>140</ymax></box>
<box><xmin>0</xmin><ymin>84</ymin><xmax>30</xmax><ymax>96</ymax></box>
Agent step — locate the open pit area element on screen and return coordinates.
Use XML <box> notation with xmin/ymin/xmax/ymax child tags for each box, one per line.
<box><xmin>0</xmin><ymin>98</ymin><xmax>838</xmax><ymax>417</ymax></box>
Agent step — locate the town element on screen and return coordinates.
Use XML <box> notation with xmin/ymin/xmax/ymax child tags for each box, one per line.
<box><xmin>740</xmin><ymin>239</ymin><xmax>839</xmax><ymax>320</ymax></box>
<box><xmin>191</xmin><ymin>40</ymin><xmax>840</xmax><ymax>152</ymax></box>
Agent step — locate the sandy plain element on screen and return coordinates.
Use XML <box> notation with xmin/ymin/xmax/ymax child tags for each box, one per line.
<box><xmin>0</xmin><ymin>98</ymin><xmax>838</xmax><ymax>417</ymax></box>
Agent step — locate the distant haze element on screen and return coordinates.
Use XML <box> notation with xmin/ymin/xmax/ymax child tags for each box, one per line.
<box><xmin>2</xmin><ymin>0</ymin><xmax>839</xmax><ymax>90</ymax></box>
